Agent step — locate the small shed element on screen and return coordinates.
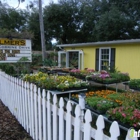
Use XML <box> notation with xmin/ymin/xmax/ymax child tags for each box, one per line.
<box><xmin>57</xmin><ymin>39</ymin><xmax>140</xmax><ymax>79</ymax></box>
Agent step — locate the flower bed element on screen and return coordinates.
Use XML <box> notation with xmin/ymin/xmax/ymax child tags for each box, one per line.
<box><xmin>72</xmin><ymin>90</ymin><xmax>140</xmax><ymax>129</ymax></box>
<box><xmin>23</xmin><ymin>72</ymin><xmax>89</xmax><ymax>91</ymax></box>
<box><xmin>107</xmin><ymin>106</ymin><xmax>140</xmax><ymax>129</ymax></box>
<box><xmin>70</xmin><ymin>69</ymin><xmax>130</xmax><ymax>84</ymax></box>
<box><xmin>86</xmin><ymin>70</ymin><xmax>130</xmax><ymax>84</ymax></box>
<box><xmin>70</xmin><ymin>68</ymin><xmax>95</xmax><ymax>79</ymax></box>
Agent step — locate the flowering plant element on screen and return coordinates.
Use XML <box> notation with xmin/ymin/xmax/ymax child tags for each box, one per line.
<box><xmin>107</xmin><ymin>106</ymin><xmax>140</xmax><ymax>128</ymax></box>
<box><xmin>23</xmin><ymin>72</ymin><xmax>89</xmax><ymax>91</ymax></box>
<box><xmin>70</xmin><ymin>68</ymin><xmax>95</xmax><ymax>79</ymax></box>
<box><xmin>107</xmin><ymin>92</ymin><xmax>140</xmax><ymax>109</ymax></box>
<box><xmin>86</xmin><ymin>70</ymin><xmax>130</xmax><ymax>84</ymax></box>
<box><xmin>69</xmin><ymin>69</ymin><xmax>80</xmax><ymax>76</ymax></box>
<box><xmin>96</xmin><ymin>99</ymin><xmax>118</xmax><ymax>112</ymax></box>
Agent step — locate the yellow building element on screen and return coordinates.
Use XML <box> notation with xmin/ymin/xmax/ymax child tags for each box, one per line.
<box><xmin>57</xmin><ymin>39</ymin><xmax>140</xmax><ymax>79</ymax></box>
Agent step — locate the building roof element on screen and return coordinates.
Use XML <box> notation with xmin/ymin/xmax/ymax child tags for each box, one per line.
<box><xmin>57</xmin><ymin>39</ymin><xmax>140</xmax><ymax>48</ymax></box>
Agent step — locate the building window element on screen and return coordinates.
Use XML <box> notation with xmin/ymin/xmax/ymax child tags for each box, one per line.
<box><xmin>95</xmin><ymin>48</ymin><xmax>115</xmax><ymax>71</ymax></box>
<box><xmin>99</xmin><ymin>48</ymin><xmax>111</xmax><ymax>70</ymax></box>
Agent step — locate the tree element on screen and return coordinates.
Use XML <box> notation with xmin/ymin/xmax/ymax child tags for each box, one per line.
<box><xmin>27</xmin><ymin>8</ymin><xmax>42</xmax><ymax>50</ymax></box>
<box><xmin>0</xmin><ymin>2</ymin><xmax>33</xmax><ymax>39</ymax></box>
<box><xmin>0</xmin><ymin>5</ymin><xmax>28</xmax><ymax>31</ymax></box>
<box><xmin>43</xmin><ymin>2</ymin><xmax>81</xmax><ymax>44</ymax></box>
<box><xmin>94</xmin><ymin>0</ymin><xmax>140</xmax><ymax>41</ymax></box>
<box><xmin>1</xmin><ymin>0</ymin><xmax>140</xmax><ymax>50</ymax></box>
<box><xmin>77</xmin><ymin>0</ymin><xmax>101</xmax><ymax>42</ymax></box>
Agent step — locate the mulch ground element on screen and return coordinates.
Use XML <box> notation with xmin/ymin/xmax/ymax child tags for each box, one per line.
<box><xmin>0</xmin><ymin>100</ymin><xmax>33</xmax><ymax>140</ymax></box>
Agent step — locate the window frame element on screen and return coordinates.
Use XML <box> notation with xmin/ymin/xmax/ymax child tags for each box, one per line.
<box><xmin>99</xmin><ymin>47</ymin><xmax>111</xmax><ymax>71</ymax></box>
<box><xmin>58</xmin><ymin>50</ymin><xmax>84</xmax><ymax>69</ymax></box>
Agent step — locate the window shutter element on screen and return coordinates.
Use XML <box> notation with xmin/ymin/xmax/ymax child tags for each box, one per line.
<box><xmin>95</xmin><ymin>48</ymin><xmax>99</xmax><ymax>71</ymax></box>
<box><xmin>110</xmin><ymin>48</ymin><xmax>116</xmax><ymax>70</ymax></box>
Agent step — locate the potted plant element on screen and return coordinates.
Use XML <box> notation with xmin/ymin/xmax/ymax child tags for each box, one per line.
<box><xmin>86</xmin><ymin>96</ymin><xmax>104</xmax><ymax>110</ymax></box>
<box><xmin>106</xmin><ymin>106</ymin><xmax>140</xmax><ymax>129</ymax></box>
<box><xmin>129</xmin><ymin>79</ymin><xmax>140</xmax><ymax>90</ymax></box>
<box><xmin>96</xmin><ymin>99</ymin><xmax>118</xmax><ymax>114</ymax></box>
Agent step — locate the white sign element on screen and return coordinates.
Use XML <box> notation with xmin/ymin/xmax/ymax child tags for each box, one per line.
<box><xmin>0</xmin><ymin>38</ymin><xmax>32</xmax><ymax>63</ymax></box>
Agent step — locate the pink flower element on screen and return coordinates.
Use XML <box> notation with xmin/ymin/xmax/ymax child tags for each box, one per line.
<box><xmin>100</xmin><ymin>70</ymin><xmax>108</xmax><ymax>74</ymax></box>
<box><xmin>99</xmin><ymin>73</ymin><xmax>110</xmax><ymax>79</ymax></box>
<box><xmin>70</xmin><ymin>69</ymin><xmax>80</xmax><ymax>73</ymax></box>
<box><xmin>113</xmin><ymin>110</ymin><xmax>116</xmax><ymax>114</ymax></box>
<box><xmin>133</xmin><ymin>124</ymin><xmax>137</xmax><ymax>127</ymax></box>
<box><xmin>122</xmin><ymin>113</ymin><xmax>126</xmax><ymax>117</ymax></box>
<box><xmin>87</xmin><ymin>68</ymin><xmax>95</xmax><ymax>72</ymax></box>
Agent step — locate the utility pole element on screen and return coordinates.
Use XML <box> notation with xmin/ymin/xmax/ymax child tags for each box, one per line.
<box><xmin>39</xmin><ymin>0</ymin><xmax>46</xmax><ymax>62</ymax></box>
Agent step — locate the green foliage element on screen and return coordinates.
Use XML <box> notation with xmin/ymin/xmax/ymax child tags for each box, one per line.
<box><xmin>107</xmin><ymin>106</ymin><xmax>140</xmax><ymax>128</ymax></box>
<box><xmin>0</xmin><ymin>28</ymin><xmax>33</xmax><ymax>39</ymax></box>
<box><xmin>110</xmin><ymin>72</ymin><xmax>130</xmax><ymax>82</ymax></box>
<box><xmin>43</xmin><ymin>59</ymin><xmax>57</xmax><ymax>67</ymax></box>
<box><xmin>32</xmin><ymin>54</ymin><xmax>42</xmax><ymax>66</ymax></box>
<box><xmin>107</xmin><ymin>92</ymin><xmax>140</xmax><ymax>109</ymax></box>
<box><xmin>1</xmin><ymin>0</ymin><xmax>140</xmax><ymax>49</ymax></box>
<box><xmin>15</xmin><ymin>57</ymin><xmax>32</xmax><ymax>75</ymax></box>
<box><xmin>27</xmin><ymin>8</ymin><xmax>42</xmax><ymax>50</ymax></box>
<box><xmin>42</xmin><ymin>51</ymin><xmax>58</xmax><ymax>67</ymax></box>
<box><xmin>0</xmin><ymin>63</ymin><xmax>16</xmax><ymax>75</ymax></box>
<box><xmin>129</xmin><ymin>79</ymin><xmax>140</xmax><ymax>90</ymax></box>
<box><xmin>96</xmin><ymin>100</ymin><xmax>118</xmax><ymax>112</ymax></box>
<box><xmin>86</xmin><ymin>96</ymin><xmax>118</xmax><ymax>112</ymax></box>
<box><xmin>86</xmin><ymin>96</ymin><xmax>104</xmax><ymax>108</ymax></box>
<box><xmin>43</xmin><ymin>2</ymin><xmax>81</xmax><ymax>44</ymax></box>
<box><xmin>19</xmin><ymin>57</ymin><xmax>29</xmax><ymax>62</ymax></box>
<box><xmin>0</xmin><ymin>57</ymin><xmax>32</xmax><ymax>76</ymax></box>
<box><xmin>0</xmin><ymin>6</ymin><xmax>30</xmax><ymax>33</ymax></box>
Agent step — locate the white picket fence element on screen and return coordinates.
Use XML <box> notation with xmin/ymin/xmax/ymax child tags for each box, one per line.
<box><xmin>0</xmin><ymin>70</ymin><xmax>138</xmax><ymax>140</ymax></box>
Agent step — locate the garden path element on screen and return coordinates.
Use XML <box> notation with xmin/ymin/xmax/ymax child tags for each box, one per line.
<box><xmin>0</xmin><ymin>100</ymin><xmax>33</xmax><ymax>140</ymax></box>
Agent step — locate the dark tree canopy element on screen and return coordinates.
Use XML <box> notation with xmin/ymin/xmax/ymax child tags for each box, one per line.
<box><xmin>0</xmin><ymin>7</ymin><xmax>28</xmax><ymax>31</ymax></box>
<box><xmin>0</xmin><ymin>0</ymin><xmax>140</xmax><ymax>50</ymax></box>
<box><xmin>43</xmin><ymin>2</ymin><xmax>81</xmax><ymax>44</ymax></box>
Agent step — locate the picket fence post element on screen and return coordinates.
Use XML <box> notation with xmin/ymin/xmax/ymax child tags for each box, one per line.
<box><xmin>38</xmin><ymin>88</ymin><xmax>43</xmax><ymax>140</ymax></box>
<box><xmin>19</xmin><ymin>79</ymin><xmax>22</xmax><ymax>125</ymax></box>
<box><xmin>109</xmin><ymin>121</ymin><xmax>120</xmax><ymax>140</ymax></box>
<box><xmin>30</xmin><ymin>83</ymin><xmax>35</xmax><ymax>139</ymax></box>
<box><xmin>95</xmin><ymin>115</ymin><xmax>105</xmax><ymax>140</ymax></box>
<box><xmin>66</xmin><ymin>101</ymin><xmax>72</xmax><ymax>140</ymax></box>
<box><xmin>34</xmin><ymin>85</ymin><xmax>39</xmax><ymax>140</ymax></box>
<box><xmin>25</xmin><ymin>81</ymin><xmax>29</xmax><ymax>131</ymax></box>
<box><xmin>53</xmin><ymin>94</ymin><xmax>57</xmax><ymax>140</ymax></box>
<box><xmin>22</xmin><ymin>80</ymin><xmax>26</xmax><ymax>128</ymax></box>
<box><xmin>84</xmin><ymin>109</ymin><xmax>92</xmax><ymax>140</ymax></box>
<box><xmin>42</xmin><ymin>89</ymin><xmax>47</xmax><ymax>140</ymax></box>
<box><xmin>74</xmin><ymin>105</ymin><xmax>81</xmax><ymax>140</ymax></box>
<box><xmin>15</xmin><ymin>78</ymin><xmax>18</xmax><ymax>118</ymax></box>
<box><xmin>0</xmin><ymin>71</ymin><xmax>139</xmax><ymax>140</ymax></box>
<box><xmin>59</xmin><ymin>97</ymin><xmax>64</xmax><ymax>140</ymax></box>
<box><xmin>27</xmin><ymin>82</ymin><xmax>31</xmax><ymax>134</ymax></box>
<box><xmin>11</xmin><ymin>75</ymin><xmax>14</xmax><ymax>113</ymax></box>
<box><xmin>47</xmin><ymin>91</ymin><xmax>52</xmax><ymax>140</ymax></box>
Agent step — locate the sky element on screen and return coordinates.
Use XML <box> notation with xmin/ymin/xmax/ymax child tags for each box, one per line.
<box><xmin>1</xmin><ymin>0</ymin><xmax>58</xmax><ymax>9</ymax></box>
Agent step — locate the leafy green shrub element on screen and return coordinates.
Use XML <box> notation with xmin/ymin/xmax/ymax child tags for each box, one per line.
<box><xmin>32</xmin><ymin>54</ymin><xmax>42</xmax><ymax>66</ymax></box>
<box><xmin>0</xmin><ymin>64</ymin><xmax>16</xmax><ymax>76</ymax></box>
